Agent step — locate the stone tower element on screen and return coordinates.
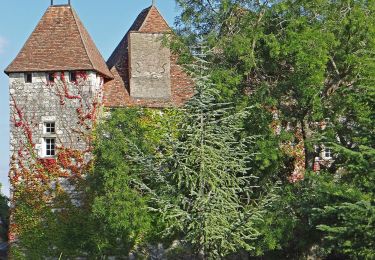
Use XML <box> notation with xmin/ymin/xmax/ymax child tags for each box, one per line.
<box><xmin>4</xmin><ymin>3</ymin><xmax>113</xmax><ymax>220</ymax></box>
<box><xmin>4</xmin><ymin>1</ymin><xmax>193</xmax><ymax>246</ymax></box>
<box><xmin>5</xmin><ymin>3</ymin><xmax>193</xmax><ymax>165</ymax></box>
<box><xmin>5</xmin><ymin>3</ymin><xmax>112</xmax><ymax>161</ymax></box>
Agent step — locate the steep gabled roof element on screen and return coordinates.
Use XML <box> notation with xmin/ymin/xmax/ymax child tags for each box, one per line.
<box><xmin>104</xmin><ymin>5</ymin><xmax>185</xmax><ymax>108</ymax></box>
<box><xmin>5</xmin><ymin>5</ymin><xmax>112</xmax><ymax>79</ymax></box>
<box><xmin>107</xmin><ymin>5</ymin><xmax>171</xmax><ymax>68</ymax></box>
<box><xmin>138</xmin><ymin>5</ymin><xmax>171</xmax><ymax>33</ymax></box>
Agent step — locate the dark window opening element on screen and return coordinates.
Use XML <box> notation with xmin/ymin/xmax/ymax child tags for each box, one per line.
<box><xmin>47</xmin><ymin>73</ymin><xmax>55</xmax><ymax>83</ymax></box>
<box><xmin>70</xmin><ymin>72</ymin><xmax>77</xmax><ymax>82</ymax></box>
<box><xmin>25</xmin><ymin>73</ymin><xmax>32</xmax><ymax>83</ymax></box>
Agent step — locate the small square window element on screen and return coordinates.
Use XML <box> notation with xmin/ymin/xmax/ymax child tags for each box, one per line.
<box><xmin>45</xmin><ymin>138</ymin><xmax>56</xmax><ymax>156</ymax></box>
<box><xmin>70</xmin><ymin>72</ymin><xmax>77</xmax><ymax>82</ymax></box>
<box><xmin>44</xmin><ymin>122</ymin><xmax>55</xmax><ymax>134</ymax></box>
<box><xmin>324</xmin><ymin>148</ymin><xmax>332</xmax><ymax>159</ymax></box>
<box><xmin>25</xmin><ymin>73</ymin><xmax>32</xmax><ymax>83</ymax></box>
<box><xmin>47</xmin><ymin>73</ymin><xmax>55</xmax><ymax>83</ymax></box>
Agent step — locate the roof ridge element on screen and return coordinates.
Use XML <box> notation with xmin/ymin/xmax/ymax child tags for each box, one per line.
<box><xmin>138</xmin><ymin>5</ymin><xmax>171</xmax><ymax>33</ymax></box>
<box><xmin>70</xmin><ymin>7</ymin><xmax>95</xmax><ymax>72</ymax></box>
<box><xmin>138</xmin><ymin>6</ymin><xmax>153</xmax><ymax>31</ymax></box>
<box><xmin>107</xmin><ymin>6</ymin><xmax>151</xmax><ymax>68</ymax></box>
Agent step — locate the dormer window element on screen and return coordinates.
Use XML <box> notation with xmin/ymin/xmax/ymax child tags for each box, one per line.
<box><xmin>25</xmin><ymin>73</ymin><xmax>32</xmax><ymax>83</ymax></box>
<box><xmin>47</xmin><ymin>72</ymin><xmax>55</xmax><ymax>83</ymax></box>
<box><xmin>69</xmin><ymin>72</ymin><xmax>77</xmax><ymax>82</ymax></box>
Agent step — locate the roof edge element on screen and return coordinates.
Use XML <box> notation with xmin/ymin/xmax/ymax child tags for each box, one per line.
<box><xmin>4</xmin><ymin>5</ymin><xmax>113</xmax><ymax>79</ymax></box>
<box><xmin>4</xmin><ymin>6</ymin><xmax>52</xmax><ymax>75</ymax></box>
<box><xmin>138</xmin><ymin>6</ymin><xmax>153</xmax><ymax>31</ymax></box>
<box><xmin>139</xmin><ymin>5</ymin><xmax>171</xmax><ymax>32</ymax></box>
<box><xmin>71</xmin><ymin>8</ymin><xmax>113</xmax><ymax>79</ymax></box>
<box><xmin>71</xmin><ymin>8</ymin><xmax>95</xmax><ymax>75</ymax></box>
<box><xmin>106</xmin><ymin>5</ymin><xmax>171</xmax><ymax>69</ymax></box>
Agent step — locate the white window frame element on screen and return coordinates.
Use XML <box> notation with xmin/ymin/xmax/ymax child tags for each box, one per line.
<box><xmin>44</xmin><ymin>137</ymin><xmax>56</xmax><ymax>157</ymax></box>
<box><xmin>322</xmin><ymin>147</ymin><xmax>333</xmax><ymax>160</ymax></box>
<box><xmin>44</xmin><ymin>122</ymin><xmax>56</xmax><ymax>134</ymax></box>
<box><xmin>314</xmin><ymin>145</ymin><xmax>319</xmax><ymax>153</ymax></box>
<box><xmin>42</xmin><ymin>121</ymin><xmax>57</xmax><ymax>158</ymax></box>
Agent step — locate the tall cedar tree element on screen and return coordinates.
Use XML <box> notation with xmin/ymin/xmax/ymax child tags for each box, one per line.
<box><xmin>135</xmin><ymin>55</ymin><xmax>275</xmax><ymax>259</ymax></box>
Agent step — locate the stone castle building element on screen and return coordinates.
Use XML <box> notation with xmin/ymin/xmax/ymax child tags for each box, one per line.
<box><xmin>4</xmin><ymin>2</ymin><xmax>192</xmax><ymax>161</ymax></box>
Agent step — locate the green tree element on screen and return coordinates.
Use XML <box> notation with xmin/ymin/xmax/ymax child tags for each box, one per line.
<box><xmin>87</xmin><ymin>108</ymin><xmax>170</xmax><ymax>257</ymax></box>
<box><xmin>0</xmin><ymin>190</ymin><xmax>9</xmax><ymax>244</ymax></box>
<box><xmin>174</xmin><ymin>0</ymin><xmax>375</xmax><ymax>258</ymax></box>
<box><xmin>135</xmin><ymin>56</ymin><xmax>275</xmax><ymax>259</ymax></box>
<box><xmin>88</xmin><ymin>55</ymin><xmax>277</xmax><ymax>258</ymax></box>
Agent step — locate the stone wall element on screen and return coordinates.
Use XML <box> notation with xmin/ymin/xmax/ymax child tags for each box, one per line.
<box><xmin>129</xmin><ymin>32</ymin><xmax>171</xmax><ymax>99</ymax></box>
<box><xmin>9</xmin><ymin>71</ymin><xmax>103</xmax><ymax>158</ymax></box>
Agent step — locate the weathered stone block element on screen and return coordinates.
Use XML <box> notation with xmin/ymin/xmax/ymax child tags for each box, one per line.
<box><xmin>129</xmin><ymin>32</ymin><xmax>171</xmax><ymax>99</ymax></box>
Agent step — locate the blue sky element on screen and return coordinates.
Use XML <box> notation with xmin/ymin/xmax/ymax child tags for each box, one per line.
<box><xmin>0</xmin><ymin>0</ymin><xmax>180</xmax><ymax>196</ymax></box>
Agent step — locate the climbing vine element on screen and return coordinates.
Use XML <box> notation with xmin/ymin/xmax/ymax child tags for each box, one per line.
<box><xmin>8</xmin><ymin>72</ymin><xmax>103</xmax><ymax>257</ymax></box>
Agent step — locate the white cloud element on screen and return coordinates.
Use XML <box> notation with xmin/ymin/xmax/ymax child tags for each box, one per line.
<box><xmin>0</xmin><ymin>36</ymin><xmax>7</xmax><ymax>54</ymax></box>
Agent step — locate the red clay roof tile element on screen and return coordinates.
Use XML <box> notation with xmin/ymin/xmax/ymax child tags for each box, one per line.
<box><xmin>104</xmin><ymin>5</ymin><xmax>193</xmax><ymax>108</ymax></box>
<box><xmin>5</xmin><ymin>5</ymin><xmax>112</xmax><ymax>79</ymax></box>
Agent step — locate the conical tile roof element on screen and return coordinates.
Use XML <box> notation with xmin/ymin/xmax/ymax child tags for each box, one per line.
<box><xmin>5</xmin><ymin>5</ymin><xmax>112</xmax><ymax>79</ymax></box>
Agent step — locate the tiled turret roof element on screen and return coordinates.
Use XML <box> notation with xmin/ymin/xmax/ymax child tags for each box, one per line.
<box><xmin>107</xmin><ymin>5</ymin><xmax>171</xmax><ymax>68</ymax></box>
<box><xmin>104</xmin><ymin>6</ymin><xmax>193</xmax><ymax>108</ymax></box>
<box><xmin>5</xmin><ymin>5</ymin><xmax>113</xmax><ymax>79</ymax></box>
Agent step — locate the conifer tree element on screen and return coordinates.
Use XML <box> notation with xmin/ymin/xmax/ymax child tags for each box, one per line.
<box><xmin>140</xmin><ymin>52</ymin><xmax>273</xmax><ymax>259</ymax></box>
<box><xmin>172</xmin><ymin>0</ymin><xmax>375</xmax><ymax>258</ymax></box>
